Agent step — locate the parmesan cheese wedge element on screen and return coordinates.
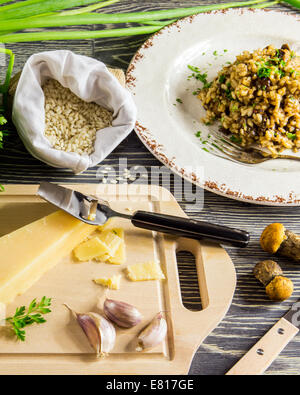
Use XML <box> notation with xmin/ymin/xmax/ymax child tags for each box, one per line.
<box><xmin>0</xmin><ymin>211</ymin><xmax>95</xmax><ymax>305</ymax></box>
<box><xmin>125</xmin><ymin>261</ymin><xmax>165</xmax><ymax>282</ymax></box>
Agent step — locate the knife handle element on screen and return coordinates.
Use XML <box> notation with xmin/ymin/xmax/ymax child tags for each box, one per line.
<box><xmin>131</xmin><ymin>211</ymin><xmax>249</xmax><ymax>248</ymax></box>
<box><xmin>226</xmin><ymin>317</ymin><xmax>299</xmax><ymax>375</ymax></box>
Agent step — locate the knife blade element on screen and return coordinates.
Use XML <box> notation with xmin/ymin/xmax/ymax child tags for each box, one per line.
<box><xmin>37</xmin><ymin>182</ymin><xmax>250</xmax><ymax>247</ymax></box>
<box><xmin>226</xmin><ymin>299</ymin><xmax>300</xmax><ymax>375</ymax></box>
<box><xmin>37</xmin><ymin>182</ymin><xmax>110</xmax><ymax>225</ymax></box>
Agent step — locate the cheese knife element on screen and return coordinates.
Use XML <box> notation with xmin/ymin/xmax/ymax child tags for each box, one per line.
<box><xmin>226</xmin><ymin>299</ymin><xmax>300</xmax><ymax>375</ymax></box>
<box><xmin>37</xmin><ymin>182</ymin><xmax>250</xmax><ymax>248</ymax></box>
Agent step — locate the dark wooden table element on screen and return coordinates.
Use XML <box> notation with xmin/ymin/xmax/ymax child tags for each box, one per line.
<box><xmin>1</xmin><ymin>0</ymin><xmax>300</xmax><ymax>376</ymax></box>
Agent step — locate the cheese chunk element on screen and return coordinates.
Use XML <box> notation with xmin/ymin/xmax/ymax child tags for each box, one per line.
<box><xmin>107</xmin><ymin>229</ymin><xmax>126</xmax><ymax>265</ymax></box>
<box><xmin>98</xmin><ymin>230</ymin><xmax>123</xmax><ymax>258</ymax></box>
<box><xmin>94</xmin><ymin>274</ymin><xmax>122</xmax><ymax>290</ymax></box>
<box><xmin>0</xmin><ymin>211</ymin><xmax>95</xmax><ymax>304</ymax></box>
<box><xmin>95</xmin><ymin>253</ymin><xmax>111</xmax><ymax>263</ymax></box>
<box><xmin>125</xmin><ymin>261</ymin><xmax>165</xmax><ymax>282</ymax></box>
<box><xmin>108</xmin><ymin>240</ymin><xmax>126</xmax><ymax>265</ymax></box>
<box><xmin>73</xmin><ymin>236</ymin><xmax>110</xmax><ymax>261</ymax></box>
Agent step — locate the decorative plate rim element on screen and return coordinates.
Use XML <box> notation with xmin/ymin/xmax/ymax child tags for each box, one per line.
<box><xmin>126</xmin><ymin>7</ymin><xmax>300</xmax><ymax>206</ymax></box>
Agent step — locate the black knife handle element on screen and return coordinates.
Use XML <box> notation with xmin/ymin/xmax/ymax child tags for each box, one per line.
<box><xmin>131</xmin><ymin>211</ymin><xmax>249</xmax><ymax>248</ymax></box>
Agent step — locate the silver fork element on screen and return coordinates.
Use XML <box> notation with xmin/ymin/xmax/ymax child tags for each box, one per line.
<box><xmin>203</xmin><ymin>131</ymin><xmax>300</xmax><ymax>164</ymax></box>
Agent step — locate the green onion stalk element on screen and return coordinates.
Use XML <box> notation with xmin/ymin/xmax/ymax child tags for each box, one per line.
<box><xmin>0</xmin><ymin>47</ymin><xmax>14</xmax><ymax>191</ymax></box>
<box><xmin>0</xmin><ymin>0</ymin><xmax>277</xmax><ymax>33</ymax></box>
<box><xmin>0</xmin><ymin>0</ymin><xmax>287</xmax><ymax>43</ymax></box>
<box><xmin>282</xmin><ymin>0</ymin><xmax>300</xmax><ymax>7</ymax></box>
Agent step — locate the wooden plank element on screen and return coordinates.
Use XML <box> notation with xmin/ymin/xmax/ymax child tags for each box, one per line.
<box><xmin>0</xmin><ymin>0</ymin><xmax>299</xmax><ymax>375</ymax></box>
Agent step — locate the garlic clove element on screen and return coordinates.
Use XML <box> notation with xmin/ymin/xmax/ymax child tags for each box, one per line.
<box><xmin>88</xmin><ymin>312</ymin><xmax>116</xmax><ymax>354</ymax></box>
<box><xmin>76</xmin><ymin>313</ymin><xmax>101</xmax><ymax>355</ymax></box>
<box><xmin>104</xmin><ymin>298</ymin><xmax>142</xmax><ymax>328</ymax></box>
<box><xmin>136</xmin><ymin>312</ymin><xmax>167</xmax><ymax>351</ymax></box>
<box><xmin>64</xmin><ymin>304</ymin><xmax>116</xmax><ymax>356</ymax></box>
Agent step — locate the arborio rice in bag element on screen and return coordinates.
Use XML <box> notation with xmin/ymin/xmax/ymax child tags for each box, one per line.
<box><xmin>12</xmin><ymin>50</ymin><xmax>137</xmax><ymax>174</ymax></box>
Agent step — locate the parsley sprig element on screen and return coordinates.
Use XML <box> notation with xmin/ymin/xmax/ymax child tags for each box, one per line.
<box><xmin>6</xmin><ymin>296</ymin><xmax>52</xmax><ymax>341</ymax></box>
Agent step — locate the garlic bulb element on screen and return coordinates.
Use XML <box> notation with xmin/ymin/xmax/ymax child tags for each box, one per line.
<box><xmin>104</xmin><ymin>298</ymin><xmax>142</xmax><ymax>328</ymax></box>
<box><xmin>64</xmin><ymin>304</ymin><xmax>116</xmax><ymax>356</ymax></box>
<box><xmin>136</xmin><ymin>312</ymin><xmax>167</xmax><ymax>351</ymax></box>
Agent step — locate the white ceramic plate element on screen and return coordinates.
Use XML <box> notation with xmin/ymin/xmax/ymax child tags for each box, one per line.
<box><xmin>126</xmin><ymin>8</ymin><xmax>300</xmax><ymax>206</ymax></box>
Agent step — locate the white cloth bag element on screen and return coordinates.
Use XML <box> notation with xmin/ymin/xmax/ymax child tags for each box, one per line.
<box><xmin>12</xmin><ymin>50</ymin><xmax>137</xmax><ymax>174</ymax></box>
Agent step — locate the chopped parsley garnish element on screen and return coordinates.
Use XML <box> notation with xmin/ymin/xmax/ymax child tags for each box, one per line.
<box><xmin>257</xmin><ymin>52</ymin><xmax>287</xmax><ymax>80</ymax></box>
<box><xmin>287</xmin><ymin>133</ymin><xmax>296</xmax><ymax>140</ymax></box>
<box><xmin>225</xmin><ymin>82</ymin><xmax>233</xmax><ymax>100</ymax></box>
<box><xmin>187</xmin><ymin>65</ymin><xmax>212</xmax><ymax>89</ymax></box>
<box><xmin>230</xmin><ymin>103</ymin><xmax>239</xmax><ymax>112</ymax></box>
<box><xmin>280</xmin><ymin>60</ymin><xmax>286</xmax><ymax>68</ymax></box>
<box><xmin>230</xmin><ymin>135</ymin><xmax>242</xmax><ymax>144</ymax></box>
<box><xmin>257</xmin><ymin>65</ymin><xmax>272</xmax><ymax>78</ymax></box>
<box><xmin>176</xmin><ymin>98</ymin><xmax>183</xmax><ymax>104</ymax></box>
<box><xmin>188</xmin><ymin>65</ymin><xmax>201</xmax><ymax>73</ymax></box>
<box><xmin>275</xmin><ymin>68</ymin><xmax>285</xmax><ymax>78</ymax></box>
<box><xmin>192</xmin><ymin>88</ymin><xmax>201</xmax><ymax>96</ymax></box>
<box><xmin>195</xmin><ymin>131</ymin><xmax>202</xmax><ymax>138</ymax></box>
<box><xmin>219</xmin><ymin>74</ymin><xmax>226</xmax><ymax>84</ymax></box>
<box><xmin>213</xmin><ymin>50</ymin><xmax>218</xmax><ymax>56</ymax></box>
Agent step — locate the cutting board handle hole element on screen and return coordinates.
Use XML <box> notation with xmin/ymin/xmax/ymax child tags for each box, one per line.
<box><xmin>176</xmin><ymin>250</ymin><xmax>202</xmax><ymax>312</ymax></box>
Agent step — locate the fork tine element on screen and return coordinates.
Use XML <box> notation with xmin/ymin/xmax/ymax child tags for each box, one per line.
<box><xmin>204</xmin><ymin>138</ymin><xmax>239</xmax><ymax>158</ymax></box>
<box><xmin>208</xmin><ymin>136</ymin><xmax>243</xmax><ymax>156</ymax></box>
<box><xmin>202</xmin><ymin>132</ymin><xmax>268</xmax><ymax>165</ymax></box>
<box><xmin>211</xmin><ymin>131</ymin><xmax>244</xmax><ymax>151</ymax></box>
<box><xmin>203</xmin><ymin>141</ymin><xmax>250</xmax><ymax>164</ymax></box>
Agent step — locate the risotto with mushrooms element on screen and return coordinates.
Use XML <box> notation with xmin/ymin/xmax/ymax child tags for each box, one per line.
<box><xmin>198</xmin><ymin>44</ymin><xmax>300</xmax><ymax>156</ymax></box>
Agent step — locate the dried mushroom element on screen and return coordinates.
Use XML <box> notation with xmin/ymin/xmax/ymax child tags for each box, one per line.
<box><xmin>260</xmin><ymin>223</ymin><xmax>300</xmax><ymax>261</ymax></box>
<box><xmin>253</xmin><ymin>260</ymin><xmax>293</xmax><ymax>301</ymax></box>
<box><xmin>253</xmin><ymin>260</ymin><xmax>283</xmax><ymax>286</ymax></box>
<box><xmin>260</xmin><ymin>223</ymin><xmax>286</xmax><ymax>254</ymax></box>
<box><xmin>265</xmin><ymin>276</ymin><xmax>294</xmax><ymax>301</ymax></box>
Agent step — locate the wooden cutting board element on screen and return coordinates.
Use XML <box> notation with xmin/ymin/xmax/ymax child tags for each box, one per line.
<box><xmin>0</xmin><ymin>184</ymin><xmax>236</xmax><ymax>375</ymax></box>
